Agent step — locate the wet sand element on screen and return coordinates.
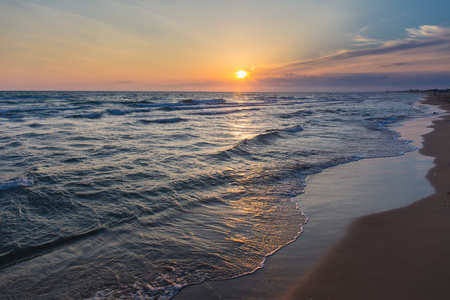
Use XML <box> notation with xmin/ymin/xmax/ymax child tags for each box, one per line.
<box><xmin>287</xmin><ymin>94</ymin><xmax>450</xmax><ymax>299</ymax></box>
<box><xmin>176</xmin><ymin>94</ymin><xmax>447</xmax><ymax>299</ymax></box>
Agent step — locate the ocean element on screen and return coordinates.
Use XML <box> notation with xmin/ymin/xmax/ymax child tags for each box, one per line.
<box><xmin>0</xmin><ymin>91</ymin><xmax>429</xmax><ymax>299</ymax></box>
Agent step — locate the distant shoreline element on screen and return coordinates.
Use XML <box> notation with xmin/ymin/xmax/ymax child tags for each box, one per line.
<box><xmin>398</xmin><ymin>88</ymin><xmax>450</xmax><ymax>94</ymax></box>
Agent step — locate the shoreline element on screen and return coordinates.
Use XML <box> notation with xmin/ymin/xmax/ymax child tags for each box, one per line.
<box><xmin>176</xmin><ymin>95</ymin><xmax>446</xmax><ymax>299</ymax></box>
<box><xmin>286</xmin><ymin>94</ymin><xmax>450</xmax><ymax>299</ymax></box>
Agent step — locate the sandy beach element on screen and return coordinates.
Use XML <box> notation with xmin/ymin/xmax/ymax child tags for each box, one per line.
<box><xmin>287</xmin><ymin>94</ymin><xmax>450</xmax><ymax>299</ymax></box>
<box><xmin>176</xmin><ymin>94</ymin><xmax>449</xmax><ymax>299</ymax></box>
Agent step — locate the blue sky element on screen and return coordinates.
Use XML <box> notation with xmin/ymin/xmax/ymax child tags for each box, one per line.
<box><xmin>1</xmin><ymin>0</ymin><xmax>449</xmax><ymax>91</ymax></box>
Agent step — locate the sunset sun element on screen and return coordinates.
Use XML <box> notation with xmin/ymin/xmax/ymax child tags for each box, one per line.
<box><xmin>236</xmin><ymin>70</ymin><xmax>247</xmax><ymax>78</ymax></box>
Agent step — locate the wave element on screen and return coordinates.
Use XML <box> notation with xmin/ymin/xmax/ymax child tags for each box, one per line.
<box><xmin>293</xmin><ymin>156</ymin><xmax>363</xmax><ymax>177</ymax></box>
<box><xmin>129</xmin><ymin>97</ymin><xmax>280</xmax><ymax>113</ymax></box>
<box><xmin>106</xmin><ymin>107</ymin><xmax>152</xmax><ymax>115</ymax></box>
<box><xmin>179</xmin><ymin>98</ymin><xmax>227</xmax><ymax>105</ymax></box>
<box><xmin>91</xmin><ymin>266</ymin><xmax>202</xmax><ymax>300</ymax></box>
<box><xmin>278</xmin><ymin>110</ymin><xmax>313</xmax><ymax>119</ymax></box>
<box><xmin>216</xmin><ymin>124</ymin><xmax>304</xmax><ymax>159</ymax></box>
<box><xmin>0</xmin><ymin>175</ymin><xmax>35</xmax><ymax>191</ymax></box>
<box><xmin>283</xmin><ymin>124</ymin><xmax>304</xmax><ymax>133</ymax></box>
<box><xmin>130</xmin><ymin>102</ymin><xmax>156</xmax><ymax>108</ymax></box>
<box><xmin>130</xmin><ymin>98</ymin><xmax>229</xmax><ymax>110</ymax></box>
<box><xmin>0</xmin><ymin>106</ymin><xmax>49</xmax><ymax>114</ymax></box>
<box><xmin>0</xmin><ymin>227</ymin><xmax>105</xmax><ymax>269</ymax></box>
<box><xmin>140</xmin><ymin>117</ymin><xmax>186</xmax><ymax>124</ymax></box>
<box><xmin>195</xmin><ymin>108</ymin><xmax>260</xmax><ymax>115</ymax></box>
<box><xmin>366</xmin><ymin>115</ymin><xmax>406</xmax><ymax>131</ymax></box>
<box><xmin>0</xmin><ymin>94</ymin><xmax>73</xmax><ymax>101</ymax></box>
<box><xmin>215</xmin><ymin>131</ymin><xmax>281</xmax><ymax>160</ymax></box>
<box><xmin>0</xmin><ymin>91</ymin><xmax>429</xmax><ymax>300</ymax></box>
<box><xmin>66</xmin><ymin>112</ymin><xmax>103</xmax><ymax>119</ymax></box>
<box><xmin>73</xmin><ymin>100</ymin><xmax>103</xmax><ymax>105</ymax></box>
<box><xmin>90</xmin><ymin>156</ymin><xmax>362</xmax><ymax>300</ymax></box>
<box><xmin>1</xmin><ymin>95</ymin><xmax>280</xmax><ymax>123</ymax></box>
<box><xmin>0</xmin><ymin>105</ymin><xmax>86</xmax><ymax>121</ymax></box>
<box><xmin>107</xmin><ymin>109</ymin><xmax>130</xmax><ymax>115</ymax></box>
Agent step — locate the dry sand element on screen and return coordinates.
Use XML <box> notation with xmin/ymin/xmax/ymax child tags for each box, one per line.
<box><xmin>286</xmin><ymin>94</ymin><xmax>450</xmax><ymax>300</ymax></box>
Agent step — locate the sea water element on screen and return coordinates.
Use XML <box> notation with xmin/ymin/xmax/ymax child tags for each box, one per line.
<box><xmin>0</xmin><ymin>91</ymin><xmax>430</xmax><ymax>299</ymax></box>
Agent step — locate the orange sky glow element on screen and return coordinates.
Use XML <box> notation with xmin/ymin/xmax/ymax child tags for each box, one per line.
<box><xmin>1</xmin><ymin>1</ymin><xmax>449</xmax><ymax>92</ymax></box>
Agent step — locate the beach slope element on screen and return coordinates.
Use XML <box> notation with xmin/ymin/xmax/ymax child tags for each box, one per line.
<box><xmin>286</xmin><ymin>95</ymin><xmax>450</xmax><ymax>300</ymax></box>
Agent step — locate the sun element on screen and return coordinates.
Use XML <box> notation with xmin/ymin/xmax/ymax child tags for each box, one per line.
<box><xmin>236</xmin><ymin>70</ymin><xmax>247</xmax><ymax>78</ymax></box>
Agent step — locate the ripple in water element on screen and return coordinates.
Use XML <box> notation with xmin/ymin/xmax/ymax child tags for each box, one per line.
<box><xmin>0</xmin><ymin>91</ymin><xmax>429</xmax><ymax>299</ymax></box>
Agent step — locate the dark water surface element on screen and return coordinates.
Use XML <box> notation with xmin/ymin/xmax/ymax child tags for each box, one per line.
<box><xmin>0</xmin><ymin>91</ymin><xmax>428</xmax><ymax>299</ymax></box>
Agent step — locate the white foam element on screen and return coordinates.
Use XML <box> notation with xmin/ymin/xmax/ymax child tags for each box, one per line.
<box><xmin>284</xmin><ymin>124</ymin><xmax>304</xmax><ymax>133</ymax></box>
<box><xmin>0</xmin><ymin>175</ymin><xmax>35</xmax><ymax>191</ymax></box>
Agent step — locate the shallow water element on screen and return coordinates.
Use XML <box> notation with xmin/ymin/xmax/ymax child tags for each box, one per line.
<box><xmin>0</xmin><ymin>91</ymin><xmax>429</xmax><ymax>299</ymax></box>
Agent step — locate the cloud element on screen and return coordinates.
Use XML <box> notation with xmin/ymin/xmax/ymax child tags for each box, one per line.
<box><xmin>250</xmin><ymin>25</ymin><xmax>450</xmax><ymax>91</ymax></box>
<box><xmin>254</xmin><ymin>72</ymin><xmax>450</xmax><ymax>92</ymax></box>
<box><xmin>352</xmin><ymin>26</ymin><xmax>381</xmax><ymax>46</ymax></box>
<box><xmin>172</xmin><ymin>25</ymin><xmax>450</xmax><ymax>92</ymax></box>
<box><xmin>379</xmin><ymin>62</ymin><xmax>408</xmax><ymax>68</ymax></box>
<box><xmin>405</xmin><ymin>25</ymin><xmax>448</xmax><ymax>38</ymax></box>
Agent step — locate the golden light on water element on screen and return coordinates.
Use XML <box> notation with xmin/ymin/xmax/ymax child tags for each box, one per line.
<box><xmin>236</xmin><ymin>70</ymin><xmax>248</xmax><ymax>78</ymax></box>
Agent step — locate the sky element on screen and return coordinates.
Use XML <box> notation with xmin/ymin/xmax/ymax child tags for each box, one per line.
<box><xmin>1</xmin><ymin>0</ymin><xmax>449</xmax><ymax>92</ymax></box>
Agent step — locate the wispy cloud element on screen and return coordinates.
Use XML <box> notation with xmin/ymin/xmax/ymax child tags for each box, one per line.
<box><xmin>405</xmin><ymin>25</ymin><xmax>449</xmax><ymax>38</ymax></box>
<box><xmin>251</xmin><ymin>25</ymin><xmax>450</xmax><ymax>91</ymax></box>
<box><xmin>352</xmin><ymin>26</ymin><xmax>381</xmax><ymax>46</ymax></box>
